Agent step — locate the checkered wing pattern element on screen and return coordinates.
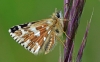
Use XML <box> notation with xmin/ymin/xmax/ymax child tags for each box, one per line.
<box><xmin>8</xmin><ymin>19</ymin><xmax>56</xmax><ymax>55</ymax></box>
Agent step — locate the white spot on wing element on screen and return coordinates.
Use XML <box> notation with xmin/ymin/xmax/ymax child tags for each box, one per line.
<box><xmin>44</xmin><ymin>37</ymin><xmax>46</xmax><ymax>41</ymax></box>
<box><xmin>17</xmin><ymin>26</ymin><xmax>28</xmax><ymax>37</ymax></box>
<box><xmin>18</xmin><ymin>38</ymin><xmax>24</xmax><ymax>43</ymax></box>
<box><xmin>21</xmin><ymin>43</ymin><xmax>24</xmax><ymax>46</ymax></box>
<box><xmin>34</xmin><ymin>45</ymin><xmax>40</xmax><ymax>54</ymax></box>
<box><xmin>30</xmin><ymin>43</ymin><xmax>40</xmax><ymax>54</ymax></box>
<box><xmin>10</xmin><ymin>33</ymin><xmax>12</xmax><ymax>36</ymax></box>
<box><xmin>31</xmin><ymin>48</ymin><xmax>34</xmax><ymax>53</ymax></box>
<box><xmin>48</xmin><ymin>30</ymin><xmax>51</xmax><ymax>34</ymax></box>
<box><xmin>27</xmin><ymin>46</ymin><xmax>31</xmax><ymax>50</ymax></box>
<box><xmin>34</xmin><ymin>43</ymin><xmax>40</xmax><ymax>54</ymax></box>
<box><xmin>10</xmin><ymin>33</ymin><xmax>16</xmax><ymax>37</ymax></box>
<box><xmin>34</xmin><ymin>31</ymin><xmax>40</xmax><ymax>36</ymax></box>
<box><xmin>24</xmin><ymin>40</ymin><xmax>31</xmax><ymax>47</ymax></box>
<box><xmin>22</xmin><ymin>39</ymin><xmax>31</xmax><ymax>48</ymax></box>
<box><xmin>16</xmin><ymin>37</ymin><xmax>20</xmax><ymax>42</ymax></box>
<box><xmin>18</xmin><ymin>29</ymin><xmax>28</xmax><ymax>37</ymax></box>
<box><xmin>17</xmin><ymin>26</ymin><xmax>21</xmax><ymax>29</ymax></box>
<box><xmin>30</xmin><ymin>27</ymin><xmax>40</xmax><ymax>37</ymax></box>
<box><xmin>14</xmin><ymin>36</ymin><xmax>17</xmax><ymax>40</ymax></box>
<box><xmin>8</xmin><ymin>29</ymin><xmax>11</xmax><ymax>33</ymax></box>
<box><xmin>28</xmin><ymin>23</ymin><xmax>31</xmax><ymax>26</ymax></box>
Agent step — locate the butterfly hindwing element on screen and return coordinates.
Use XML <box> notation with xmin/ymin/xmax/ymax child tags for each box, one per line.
<box><xmin>43</xmin><ymin>31</ymin><xmax>56</xmax><ymax>54</ymax></box>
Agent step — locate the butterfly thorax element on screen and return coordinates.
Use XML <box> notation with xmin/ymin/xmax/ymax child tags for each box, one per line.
<box><xmin>51</xmin><ymin>13</ymin><xmax>64</xmax><ymax>37</ymax></box>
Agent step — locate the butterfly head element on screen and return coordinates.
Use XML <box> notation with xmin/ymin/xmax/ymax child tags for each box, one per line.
<box><xmin>52</xmin><ymin>10</ymin><xmax>63</xmax><ymax>19</ymax></box>
<box><xmin>51</xmin><ymin>9</ymin><xmax>64</xmax><ymax>28</ymax></box>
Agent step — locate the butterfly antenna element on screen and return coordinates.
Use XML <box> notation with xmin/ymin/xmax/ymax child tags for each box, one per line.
<box><xmin>62</xmin><ymin>30</ymin><xmax>70</xmax><ymax>39</ymax></box>
<box><xmin>55</xmin><ymin>8</ymin><xmax>58</xmax><ymax>13</ymax></box>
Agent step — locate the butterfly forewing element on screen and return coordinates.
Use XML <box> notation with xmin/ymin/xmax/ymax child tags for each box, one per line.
<box><xmin>8</xmin><ymin>19</ymin><xmax>56</xmax><ymax>54</ymax></box>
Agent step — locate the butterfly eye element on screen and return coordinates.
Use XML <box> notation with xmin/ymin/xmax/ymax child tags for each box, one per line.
<box><xmin>56</xmin><ymin>12</ymin><xmax>60</xmax><ymax>18</ymax></box>
<box><xmin>10</xmin><ymin>26</ymin><xmax>19</xmax><ymax>33</ymax></box>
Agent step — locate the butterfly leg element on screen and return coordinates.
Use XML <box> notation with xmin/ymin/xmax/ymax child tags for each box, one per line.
<box><xmin>56</xmin><ymin>35</ymin><xmax>67</xmax><ymax>50</ymax></box>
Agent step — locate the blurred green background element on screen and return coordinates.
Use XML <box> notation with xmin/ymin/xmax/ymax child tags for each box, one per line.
<box><xmin>0</xmin><ymin>0</ymin><xmax>100</xmax><ymax>62</ymax></box>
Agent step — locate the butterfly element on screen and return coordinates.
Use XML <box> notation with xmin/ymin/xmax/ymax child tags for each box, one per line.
<box><xmin>8</xmin><ymin>9</ymin><xmax>66</xmax><ymax>55</ymax></box>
